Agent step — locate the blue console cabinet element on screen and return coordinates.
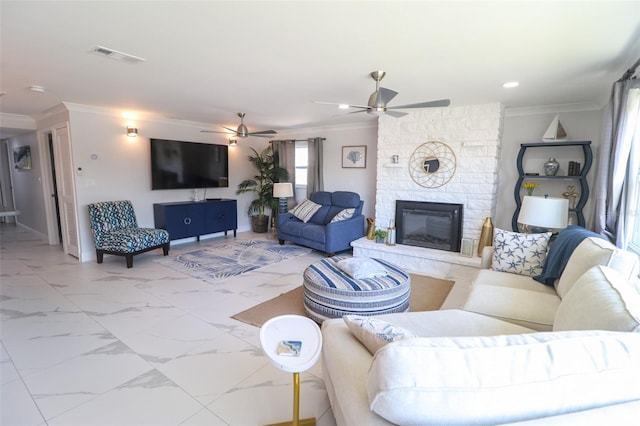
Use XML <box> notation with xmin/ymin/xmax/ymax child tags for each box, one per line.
<box><xmin>154</xmin><ymin>199</ymin><xmax>237</xmax><ymax>242</ymax></box>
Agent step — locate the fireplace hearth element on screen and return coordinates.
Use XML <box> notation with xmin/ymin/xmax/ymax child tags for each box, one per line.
<box><xmin>395</xmin><ymin>200</ymin><xmax>463</xmax><ymax>252</ymax></box>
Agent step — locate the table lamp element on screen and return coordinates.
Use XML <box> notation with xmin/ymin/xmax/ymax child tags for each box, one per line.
<box><xmin>518</xmin><ymin>195</ymin><xmax>569</xmax><ymax>233</ymax></box>
<box><xmin>273</xmin><ymin>182</ymin><xmax>294</xmax><ymax>214</ymax></box>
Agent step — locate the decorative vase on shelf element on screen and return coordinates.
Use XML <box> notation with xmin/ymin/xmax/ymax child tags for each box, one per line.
<box><xmin>544</xmin><ymin>158</ymin><xmax>559</xmax><ymax>176</ymax></box>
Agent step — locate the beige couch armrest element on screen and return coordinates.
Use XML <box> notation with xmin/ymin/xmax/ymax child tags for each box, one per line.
<box><xmin>481</xmin><ymin>245</ymin><xmax>494</xmax><ymax>269</ymax></box>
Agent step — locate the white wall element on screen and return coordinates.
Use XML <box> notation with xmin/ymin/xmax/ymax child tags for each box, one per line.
<box><xmin>276</xmin><ymin>121</ymin><xmax>378</xmax><ymax>220</ymax></box>
<box><xmin>9</xmin><ymin>103</ymin><xmax>603</xmax><ymax>263</ymax></box>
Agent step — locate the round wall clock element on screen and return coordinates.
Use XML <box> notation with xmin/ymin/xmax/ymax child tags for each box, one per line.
<box><xmin>409</xmin><ymin>141</ymin><xmax>457</xmax><ymax>188</ymax></box>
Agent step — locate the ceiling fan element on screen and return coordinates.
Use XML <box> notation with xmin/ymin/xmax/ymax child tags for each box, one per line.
<box><xmin>201</xmin><ymin>112</ymin><xmax>277</xmax><ymax>138</ymax></box>
<box><xmin>317</xmin><ymin>71</ymin><xmax>450</xmax><ymax>118</ymax></box>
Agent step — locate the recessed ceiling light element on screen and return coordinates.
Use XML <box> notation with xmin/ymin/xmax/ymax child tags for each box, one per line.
<box><xmin>502</xmin><ymin>81</ymin><xmax>519</xmax><ymax>88</ymax></box>
<box><xmin>338</xmin><ymin>104</ymin><xmax>349</xmax><ymax>109</ymax></box>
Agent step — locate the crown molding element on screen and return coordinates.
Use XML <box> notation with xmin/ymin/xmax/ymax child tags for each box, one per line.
<box><xmin>504</xmin><ymin>101</ymin><xmax>603</xmax><ymax>117</ymax></box>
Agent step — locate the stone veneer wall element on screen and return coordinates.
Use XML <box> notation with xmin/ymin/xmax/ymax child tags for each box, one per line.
<box><xmin>375</xmin><ymin>103</ymin><xmax>504</xmax><ymax>242</ymax></box>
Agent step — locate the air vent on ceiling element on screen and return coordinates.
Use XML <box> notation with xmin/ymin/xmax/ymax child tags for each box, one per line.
<box><xmin>92</xmin><ymin>46</ymin><xmax>145</xmax><ymax>64</ymax></box>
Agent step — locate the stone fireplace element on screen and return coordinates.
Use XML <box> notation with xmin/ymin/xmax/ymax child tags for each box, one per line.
<box><xmin>375</xmin><ymin>103</ymin><xmax>503</xmax><ymax>243</ymax></box>
<box><xmin>352</xmin><ymin>104</ymin><xmax>503</xmax><ymax>282</ymax></box>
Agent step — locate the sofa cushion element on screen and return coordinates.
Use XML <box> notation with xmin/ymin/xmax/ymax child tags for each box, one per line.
<box><xmin>554</xmin><ymin>265</ymin><xmax>640</xmax><ymax>332</ymax></box>
<box><xmin>343</xmin><ymin>315</ymin><xmax>416</xmax><ymax>354</ymax></box>
<box><xmin>491</xmin><ymin>228</ymin><xmax>551</xmax><ymax>277</ymax></box>
<box><xmin>367</xmin><ymin>330</ymin><xmax>640</xmax><ymax>426</ymax></box>
<box><xmin>556</xmin><ymin>237</ymin><xmax>640</xmax><ymax>299</ymax></box>
<box><xmin>289</xmin><ymin>199</ymin><xmax>322</xmax><ymax>223</ymax></box>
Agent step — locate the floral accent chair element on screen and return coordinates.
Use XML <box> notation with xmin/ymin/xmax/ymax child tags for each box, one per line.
<box><xmin>87</xmin><ymin>200</ymin><xmax>169</xmax><ymax>268</ymax></box>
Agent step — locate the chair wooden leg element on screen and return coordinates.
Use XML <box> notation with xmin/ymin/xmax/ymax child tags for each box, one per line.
<box><xmin>96</xmin><ymin>250</ymin><xmax>104</xmax><ymax>264</ymax></box>
<box><xmin>125</xmin><ymin>255</ymin><xmax>133</xmax><ymax>268</ymax></box>
<box><xmin>162</xmin><ymin>243</ymin><xmax>169</xmax><ymax>256</ymax></box>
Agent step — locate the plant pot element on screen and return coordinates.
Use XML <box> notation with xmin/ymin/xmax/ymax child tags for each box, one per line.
<box><xmin>251</xmin><ymin>215</ymin><xmax>269</xmax><ymax>233</ymax></box>
<box><xmin>375</xmin><ymin>237</ymin><xmax>385</xmax><ymax>243</ymax></box>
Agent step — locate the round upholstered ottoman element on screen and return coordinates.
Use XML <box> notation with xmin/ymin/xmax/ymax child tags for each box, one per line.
<box><xmin>302</xmin><ymin>256</ymin><xmax>410</xmax><ymax>323</ymax></box>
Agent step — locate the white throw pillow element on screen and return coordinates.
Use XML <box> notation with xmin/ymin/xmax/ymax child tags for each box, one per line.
<box><xmin>368</xmin><ymin>330</ymin><xmax>640</xmax><ymax>425</ymax></box>
<box><xmin>329</xmin><ymin>208</ymin><xmax>355</xmax><ymax>223</ymax></box>
<box><xmin>491</xmin><ymin>228</ymin><xmax>551</xmax><ymax>277</ymax></box>
<box><xmin>289</xmin><ymin>199</ymin><xmax>321</xmax><ymax>223</ymax></box>
<box><xmin>343</xmin><ymin>315</ymin><xmax>416</xmax><ymax>354</ymax></box>
<box><xmin>553</xmin><ymin>265</ymin><xmax>640</xmax><ymax>332</ymax></box>
<box><xmin>336</xmin><ymin>257</ymin><xmax>388</xmax><ymax>280</ymax></box>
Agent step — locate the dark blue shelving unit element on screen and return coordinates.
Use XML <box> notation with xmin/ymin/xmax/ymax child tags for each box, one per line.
<box><xmin>512</xmin><ymin>141</ymin><xmax>592</xmax><ymax>231</ymax></box>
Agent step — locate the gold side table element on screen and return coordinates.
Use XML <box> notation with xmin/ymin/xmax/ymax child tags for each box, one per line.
<box><xmin>260</xmin><ymin>315</ymin><xmax>322</xmax><ymax>426</ymax></box>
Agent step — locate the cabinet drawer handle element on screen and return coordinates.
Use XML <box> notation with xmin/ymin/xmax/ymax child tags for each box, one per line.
<box><xmin>184</xmin><ymin>217</ymin><xmax>191</xmax><ymax>225</ymax></box>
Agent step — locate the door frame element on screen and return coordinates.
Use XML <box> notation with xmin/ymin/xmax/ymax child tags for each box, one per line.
<box><xmin>38</xmin><ymin>129</ymin><xmax>59</xmax><ymax>245</ymax></box>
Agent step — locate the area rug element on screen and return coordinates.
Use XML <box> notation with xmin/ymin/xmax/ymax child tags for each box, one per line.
<box><xmin>231</xmin><ymin>273</ymin><xmax>455</xmax><ymax>327</ymax></box>
<box><xmin>155</xmin><ymin>239</ymin><xmax>311</xmax><ymax>282</ymax></box>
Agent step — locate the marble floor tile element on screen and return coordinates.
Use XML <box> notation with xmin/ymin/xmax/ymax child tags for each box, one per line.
<box><xmin>0</xmin><ymin>222</ymin><xmax>473</xmax><ymax>425</ymax></box>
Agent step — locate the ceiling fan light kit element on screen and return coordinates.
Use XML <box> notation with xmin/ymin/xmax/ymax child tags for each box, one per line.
<box><xmin>317</xmin><ymin>70</ymin><xmax>451</xmax><ymax>118</ymax></box>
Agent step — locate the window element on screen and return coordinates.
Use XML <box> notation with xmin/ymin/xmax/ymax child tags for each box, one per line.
<box><xmin>295</xmin><ymin>141</ymin><xmax>308</xmax><ymax>187</ymax></box>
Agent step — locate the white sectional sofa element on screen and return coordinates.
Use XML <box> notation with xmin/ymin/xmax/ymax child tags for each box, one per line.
<box><xmin>320</xmin><ymin>233</ymin><xmax>640</xmax><ymax>425</ymax></box>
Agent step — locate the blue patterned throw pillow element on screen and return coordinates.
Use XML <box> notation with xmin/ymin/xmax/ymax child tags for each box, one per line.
<box><xmin>343</xmin><ymin>315</ymin><xmax>417</xmax><ymax>354</ymax></box>
<box><xmin>491</xmin><ymin>228</ymin><xmax>551</xmax><ymax>277</ymax></box>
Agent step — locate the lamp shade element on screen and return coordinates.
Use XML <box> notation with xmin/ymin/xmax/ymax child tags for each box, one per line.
<box><xmin>518</xmin><ymin>196</ymin><xmax>569</xmax><ymax>229</ymax></box>
<box><xmin>273</xmin><ymin>182</ymin><xmax>293</xmax><ymax>198</ymax></box>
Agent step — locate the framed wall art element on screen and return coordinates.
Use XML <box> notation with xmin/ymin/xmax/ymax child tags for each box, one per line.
<box><xmin>13</xmin><ymin>145</ymin><xmax>32</xmax><ymax>170</ymax></box>
<box><xmin>342</xmin><ymin>145</ymin><xmax>366</xmax><ymax>168</ymax></box>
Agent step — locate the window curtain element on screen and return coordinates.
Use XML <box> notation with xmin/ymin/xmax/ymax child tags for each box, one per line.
<box><xmin>306</xmin><ymin>137</ymin><xmax>325</xmax><ymax>197</ymax></box>
<box><xmin>594</xmin><ymin>76</ymin><xmax>640</xmax><ymax>249</ymax></box>
<box><xmin>271</xmin><ymin>140</ymin><xmax>296</xmax><ymax>209</ymax></box>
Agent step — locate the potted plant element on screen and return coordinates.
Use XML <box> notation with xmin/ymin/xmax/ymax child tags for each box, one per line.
<box><xmin>373</xmin><ymin>228</ymin><xmax>387</xmax><ymax>243</ymax></box>
<box><xmin>236</xmin><ymin>146</ymin><xmax>289</xmax><ymax>233</ymax></box>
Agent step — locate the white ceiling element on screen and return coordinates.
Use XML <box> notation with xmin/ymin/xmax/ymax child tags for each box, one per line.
<box><xmin>1</xmin><ymin>1</ymin><xmax>639</xmax><ymax>139</ymax></box>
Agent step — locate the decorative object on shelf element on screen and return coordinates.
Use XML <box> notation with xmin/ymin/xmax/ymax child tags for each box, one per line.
<box><xmin>562</xmin><ymin>185</ymin><xmax>580</xmax><ymax>209</ymax></box>
<box><xmin>542</xmin><ymin>114</ymin><xmax>568</xmax><ymax>141</ymax></box>
<box><xmin>409</xmin><ymin>141</ymin><xmax>457</xmax><ymax>188</ymax></box>
<box><xmin>366</xmin><ymin>217</ymin><xmax>375</xmax><ymax>240</ymax></box>
<box><xmin>386</xmin><ymin>220</ymin><xmax>396</xmax><ymax>246</ymax></box>
<box><xmin>477</xmin><ymin>217</ymin><xmax>494</xmax><ymax>256</ymax></box>
<box><xmin>523</xmin><ymin>182</ymin><xmax>539</xmax><ymax>196</ymax></box>
<box><xmin>543</xmin><ymin>158</ymin><xmax>560</xmax><ymax>176</ymax></box>
<box><xmin>568</xmin><ymin>161</ymin><xmax>581</xmax><ymax>176</ymax></box>
<box><xmin>373</xmin><ymin>228</ymin><xmax>387</xmax><ymax>243</ymax></box>
<box><xmin>518</xmin><ymin>195</ymin><xmax>568</xmax><ymax>233</ymax></box>
<box><xmin>342</xmin><ymin>145</ymin><xmax>367</xmax><ymax>168</ymax></box>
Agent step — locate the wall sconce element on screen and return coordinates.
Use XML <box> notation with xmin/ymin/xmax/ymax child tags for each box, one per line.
<box><xmin>228</xmin><ymin>139</ymin><xmax>237</xmax><ymax>146</ymax></box>
<box><xmin>126</xmin><ymin>126</ymin><xmax>138</xmax><ymax>137</ymax></box>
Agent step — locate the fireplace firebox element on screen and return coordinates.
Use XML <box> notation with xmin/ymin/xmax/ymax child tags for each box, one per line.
<box><xmin>395</xmin><ymin>200</ymin><xmax>463</xmax><ymax>252</ymax></box>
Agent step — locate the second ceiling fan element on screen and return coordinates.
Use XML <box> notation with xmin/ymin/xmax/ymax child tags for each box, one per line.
<box><xmin>318</xmin><ymin>71</ymin><xmax>450</xmax><ymax>118</ymax></box>
<box><xmin>201</xmin><ymin>112</ymin><xmax>277</xmax><ymax>138</ymax></box>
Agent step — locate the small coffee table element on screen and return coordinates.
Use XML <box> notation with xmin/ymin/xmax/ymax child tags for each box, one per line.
<box><xmin>260</xmin><ymin>314</ymin><xmax>323</xmax><ymax>426</ymax></box>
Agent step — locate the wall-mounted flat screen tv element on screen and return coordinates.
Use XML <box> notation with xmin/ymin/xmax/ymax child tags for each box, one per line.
<box><xmin>150</xmin><ymin>139</ymin><xmax>229</xmax><ymax>190</ymax></box>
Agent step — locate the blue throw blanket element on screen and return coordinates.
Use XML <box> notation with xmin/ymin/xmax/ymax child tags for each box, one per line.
<box><xmin>534</xmin><ymin>225</ymin><xmax>605</xmax><ymax>286</ymax></box>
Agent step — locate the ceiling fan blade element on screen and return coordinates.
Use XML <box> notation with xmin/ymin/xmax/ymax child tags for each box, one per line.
<box><xmin>384</xmin><ymin>110</ymin><xmax>408</xmax><ymax>118</ymax></box>
<box><xmin>388</xmin><ymin>99</ymin><xmax>451</xmax><ymax>109</ymax></box>
<box><xmin>315</xmin><ymin>101</ymin><xmax>370</xmax><ymax>110</ymax></box>
<box><xmin>376</xmin><ymin>87</ymin><xmax>398</xmax><ymax>105</ymax></box>
<box><xmin>222</xmin><ymin>126</ymin><xmax>240</xmax><ymax>133</ymax></box>
<box><xmin>248</xmin><ymin>130</ymin><xmax>278</xmax><ymax>138</ymax></box>
<box><xmin>200</xmin><ymin>130</ymin><xmax>231</xmax><ymax>134</ymax></box>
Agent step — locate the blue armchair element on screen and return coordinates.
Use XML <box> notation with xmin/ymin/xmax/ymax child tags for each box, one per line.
<box><xmin>277</xmin><ymin>191</ymin><xmax>365</xmax><ymax>255</ymax></box>
<box><xmin>88</xmin><ymin>200</ymin><xmax>169</xmax><ymax>268</ymax></box>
